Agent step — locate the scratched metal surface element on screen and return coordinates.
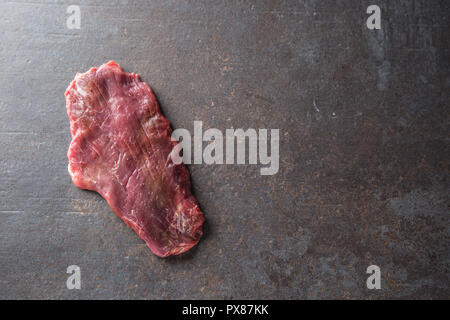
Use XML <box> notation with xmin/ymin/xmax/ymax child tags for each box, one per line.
<box><xmin>0</xmin><ymin>0</ymin><xmax>449</xmax><ymax>299</ymax></box>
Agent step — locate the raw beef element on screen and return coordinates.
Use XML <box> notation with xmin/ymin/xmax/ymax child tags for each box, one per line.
<box><xmin>65</xmin><ymin>61</ymin><xmax>204</xmax><ymax>257</ymax></box>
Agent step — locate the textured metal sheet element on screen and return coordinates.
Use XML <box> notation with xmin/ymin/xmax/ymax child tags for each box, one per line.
<box><xmin>0</xmin><ymin>0</ymin><xmax>448</xmax><ymax>299</ymax></box>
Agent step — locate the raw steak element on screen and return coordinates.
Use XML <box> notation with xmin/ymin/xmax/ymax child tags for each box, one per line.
<box><xmin>65</xmin><ymin>61</ymin><xmax>204</xmax><ymax>257</ymax></box>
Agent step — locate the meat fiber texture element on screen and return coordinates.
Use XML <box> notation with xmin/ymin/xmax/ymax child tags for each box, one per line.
<box><xmin>65</xmin><ymin>61</ymin><xmax>204</xmax><ymax>258</ymax></box>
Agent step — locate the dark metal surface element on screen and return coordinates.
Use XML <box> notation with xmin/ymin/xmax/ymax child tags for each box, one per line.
<box><xmin>0</xmin><ymin>0</ymin><xmax>449</xmax><ymax>299</ymax></box>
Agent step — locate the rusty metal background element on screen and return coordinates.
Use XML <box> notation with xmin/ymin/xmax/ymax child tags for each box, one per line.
<box><xmin>0</xmin><ymin>0</ymin><xmax>449</xmax><ymax>299</ymax></box>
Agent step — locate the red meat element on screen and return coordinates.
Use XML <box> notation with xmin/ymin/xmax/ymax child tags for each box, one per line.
<box><xmin>65</xmin><ymin>61</ymin><xmax>204</xmax><ymax>257</ymax></box>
